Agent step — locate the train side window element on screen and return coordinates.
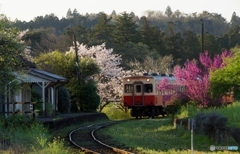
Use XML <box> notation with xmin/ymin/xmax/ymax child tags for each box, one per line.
<box><xmin>125</xmin><ymin>84</ymin><xmax>133</xmax><ymax>93</ymax></box>
<box><xmin>136</xmin><ymin>85</ymin><xmax>141</xmax><ymax>93</ymax></box>
<box><xmin>144</xmin><ymin>84</ymin><xmax>153</xmax><ymax>93</ymax></box>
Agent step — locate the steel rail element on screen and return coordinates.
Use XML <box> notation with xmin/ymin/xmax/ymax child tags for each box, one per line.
<box><xmin>69</xmin><ymin>120</ymin><xmax>134</xmax><ymax>154</ymax></box>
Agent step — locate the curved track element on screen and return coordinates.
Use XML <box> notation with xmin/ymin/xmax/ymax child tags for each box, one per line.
<box><xmin>69</xmin><ymin>120</ymin><xmax>135</xmax><ymax>154</ymax></box>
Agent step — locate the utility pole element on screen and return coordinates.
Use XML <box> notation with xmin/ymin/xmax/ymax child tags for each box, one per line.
<box><xmin>200</xmin><ymin>19</ymin><xmax>204</xmax><ymax>53</ymax></box>
<box><xmin>73</xmin><ymin>34</ymin><xmax>80</xmax><ymax>85</ymax></box>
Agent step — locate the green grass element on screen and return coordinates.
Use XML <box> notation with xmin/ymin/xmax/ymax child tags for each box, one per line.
<box><xmin>101</xmin><ymin>103</ymin><xmax>132</xmax><ymax>120</ymax></box>
<box><xmin>204</xmin><ymin>103</ymin><xmax>240</xmax><ymax>128</ymax></box>
<box><xmin>99</xmin><ymin>118</ymin><xmax>239</xmax><ymax>154</ymax></box>
<box><xmin>176</xmin><ymin>102</ymin><xmax>240</xmax><ymax>127</ymax></box>
<box><xmin>1</xmin><ymin>102</ymin><xmax>239</xmax><ymax>154</ymax></box>
<box><xmin>0</xmin><ymin>115</ymin><xmax>73</xmax><ymax>154</ymax></box>
<box><xmin>101</xmin><ymin>102</ymin><xmax>240</xmax><ymax>153</ymax></box>
<box><xmin>0</xmin><ymin>114</ymin><xmax>111</xmax><ymax>154</ymax></box>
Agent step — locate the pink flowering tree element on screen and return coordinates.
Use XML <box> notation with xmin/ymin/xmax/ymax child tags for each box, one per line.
<box><xmin>158</xmin><ymin>50</ymin><xmax>232</xmax><ymax>106</ymax></box>
<box><xmin>157</xmin><ymin>78</ymin><xmax>178</xmax><ymax>102</ymax></box>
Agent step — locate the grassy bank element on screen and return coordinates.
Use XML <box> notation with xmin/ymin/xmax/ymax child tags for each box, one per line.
<box><xmin>0</xmin><ymin>115</ymin><xmax>72</xmax><ymax>154</ymax></box>
<box><xmin>101</xmin><ymin>102</ymin><xmax>240</xmax><ymax>153</ymax></box>
<box><xmin>176</xmin><ymin>102</ymin><xmax>240</xmax><ymax>128</ymax></box>
<box><xmin>0</xmin><ymin>114</ymin><xmax>111</xmax><ymax>154</ymax></box>
<box><xmin>98</xmin><ymin>118</ymin><xmax>239</xmax><ymax>154</ymax></box>
<box><xmin>1</xmin><ymin>102</ymin><xmax>239</xmax><ymax>154</ymax></box>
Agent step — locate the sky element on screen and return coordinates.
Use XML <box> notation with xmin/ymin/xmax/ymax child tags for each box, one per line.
<box><xmin>0</xmin><ymin>0</ymin><xmax>239</xmax><ymax>22</ymax></box>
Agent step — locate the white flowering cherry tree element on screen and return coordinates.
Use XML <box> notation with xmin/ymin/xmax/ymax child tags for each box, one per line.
<box><xmin>68</xmin><ymin>43</ymin><xmax>126</xmax><ymax>111</ymax></box>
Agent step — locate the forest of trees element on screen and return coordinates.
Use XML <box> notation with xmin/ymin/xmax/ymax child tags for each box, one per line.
<box><xmin>11</xmin><ymin>6</ymin><xmax>240</xmax><ymax>67</ymax></box>
<box><xmin>1</xmin><ymin>6</ymin><xmax>240</xmax><ymax>112</ymax></box>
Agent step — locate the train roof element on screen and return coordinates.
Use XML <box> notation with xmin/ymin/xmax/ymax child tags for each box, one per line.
<box><xmin>123</xmin><ymin>74</ymin><xmax>176</xmax><ymax>81</ymax></box>
<box><xmin>153</xmin><ymin>75</ymin><xmax>176</xmax><ymax>81</ymax></box>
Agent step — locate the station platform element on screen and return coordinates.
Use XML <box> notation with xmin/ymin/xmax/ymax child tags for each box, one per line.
<box><xmin>36</xmin><ymin>112</ymin><xmax>109</xmax><ymax>131</ymax></box>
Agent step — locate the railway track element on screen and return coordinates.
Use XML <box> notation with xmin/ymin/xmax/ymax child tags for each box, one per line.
<box><xmin>69</xmin><ymin>120</ymin><xmax>135</xmax><ymax>154</ymax></box>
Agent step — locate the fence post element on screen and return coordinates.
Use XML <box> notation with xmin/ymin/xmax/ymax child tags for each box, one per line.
<box><xmin>32</xmin><ymin>102</ymin><xmax>35</xmax><ymax>119</ymax></box>
<box><xmin>191</xmin><ymin>118</ymin><xmax>194</xmax><ymax>154</ymax></box>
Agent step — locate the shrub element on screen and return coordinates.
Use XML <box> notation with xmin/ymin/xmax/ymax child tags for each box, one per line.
<box><xmin>0</xmin><ymin>115</ymin><xmax>51</xmax><ymax>153</ymax></box>
<box><xmin>30</xmin><ymin>137</ymin><xmax>71</xmax><ymax>154</ymax></box>
<box><xmin>58</xmin><ymin>87</ymin><xmax>71</xmax><ymax>113</ymax></box>
<box><xmin>175</xmin><ymin>102</ymin><xmax>199</xmax><ymax>119</ymax></box>
<box><xmin>73</xmin><ymin>79</ymin><xmax>100</xmax><ymax>111</ymax></box>
<box><xmin>230</xmin><ymin>128</ymin><xmax>240</xmax><ymax>145</ymax></box>
<box><xmin>102</xmin><ymin>103</ymin><xmax>131</xmax><ymax>120</ymax></box>
<box><xmin>194</xmin><ymin>113</ymin><xmax>206</xmax><ymax>134</ymax></box>
<box><xmin>195</xmin><ymin>112</ymin><xmax>228</xmax><ymax>143</ymax></box>
<box><xmin>3</xmin><ymin>115</ymin><xmax>35</xmax><ymax>128</ymax></box>
<box><xmin>165</xmin><ymin>97</ymin><xmax>190</xmax><ymax>116</ymax></box>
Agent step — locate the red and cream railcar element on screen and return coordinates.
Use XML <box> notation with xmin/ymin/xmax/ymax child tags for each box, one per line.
<box><xmin>122</xmin><ymin>74</ymin><xmax>178</xmax><ymax>118</ymax></box>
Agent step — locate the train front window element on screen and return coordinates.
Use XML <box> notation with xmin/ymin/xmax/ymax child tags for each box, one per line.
<box><xmin>124</xmin><ymin>84</ymin><xmax>133</xmax><ymax>93</ymax></box>
<box><xmin>144</xmin><ymin>84</ymin><xmax>153</xmax><ymax>93</ymax></box>
<box><xmin>136</xmin><ymin>85</ymin><xmax>142</xmax><ymax>93</ymax></box>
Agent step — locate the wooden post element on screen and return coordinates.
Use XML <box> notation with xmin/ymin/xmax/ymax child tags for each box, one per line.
<box><xmin>33</xmin><ymin>103</ymin><xmax>35</xmax><ymax>119</ymax></box>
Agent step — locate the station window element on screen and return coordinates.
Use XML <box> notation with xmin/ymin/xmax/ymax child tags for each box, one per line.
<box><xmin>125</xmin><ymin>84</ymin><xmax>133</xmax><ymax>93</ymax></box>
<box><xmin>144</xmin><ymin>84</ymin><xmax>153</xmax><ymax>93</ymax></box>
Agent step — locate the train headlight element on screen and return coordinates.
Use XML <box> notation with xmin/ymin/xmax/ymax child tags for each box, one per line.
<box><xmin>147</xmin><ymin>78</ymin><xmax>150</xmax><ymax>82</ymax></box>
<box><xmin>127</xmin><ymin>79</ymin><xmax>130</xmax><ymax>82</ymax></box>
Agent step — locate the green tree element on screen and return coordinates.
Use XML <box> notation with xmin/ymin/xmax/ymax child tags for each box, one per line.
<box><xmin>230</xmin><ymin>12</ymin><xmax>240</xmax><ymax>28</ymax></box>
<box><xmin>65</xmin><ymin>25</ymin><xmax>89</xmax><ymax>45</ymax></box>
<box><xmin>72</xmin><ymin>79</ymin><xmax>100</xmax><ymax>111</ymax></box>
<box><xmin>128</xmin><ymin>55</ymin><xmax>173</xmax><ymax>74</ymax></box>
<box><xmin>66</xmin><ymin>9</ymin><xmax>73</xmax><ymax>19</ymax></box>
<box><xmin>182</xmin><ymin>30</ymin><xmax>201</xmax><ymax>60</ymax></box>
<box><xmin>163</xmin><ymin>22</ymin><xmax>183</xmax><ymax>64</ymax></box>
<box><xmin>228</xmin><ymin>25</ymin><xmax>240</xmax><ymax>48</ymax></box>
<box><xmin>43</xmin><ymin>14</ymin><xmax>60</xmax><ymax>29</ymax></box>
<box><xmin>88</xmin><ymin>12</ymin><xmax>114</xmax><ymax>48</ymax></box>
<box><xmin>34</xmin><ymin>50</ymin><xmax>100</xmax><ymax>81</ymax></box>
<box><xmin>110</xmin><ymin>10</ymin><xmax>117</xmax><ymax>21</ymax></box>
<box><xmin>21</xmin><ymin>27</ymin><xmax>58</xmax><ymax>56</ymax></box>
<box><xmin>34</xmin><ymin>51</ymin><xmax>75</xmax><ymax>79</ymax></box>
<box><xmin>173</xmin><ymin>9</ymin><xmax>182</xmax><ymax>18</ymax></box>
<box><xmin>113</xmin><ymin>12</ymin><xmax>139</xmax><ymax>45</ymax></box>
<box><xmin>72</xmin><ymin>9</ymin><xmax>80</xmax><ymax>18</ymax></box>
<box><xmin>58</xmin><ymin>87</ymin><xmax>71</xmax><ymax>113</ymax></box>
<box><xmin>34</xmin><ymin>51</ymin><xmax>100</xmax><ymax>111</ymax></box>
<box><xmin>210</xmin><ymin>47</ymin><xmax>240</xmax><ymax>98</ymax></box>
<box><xmin>201</xmin><ymin>32</ymin><xmax>220</xmax><ymax>55</ymax></box>
<box><xmin>139</xmin><ymin>16</ymin><xmax>164</xmax><ymax>52</ymax></box>
<box><xmin>218</xmin><ymin>34</ymin><xmax>230</xmax><ymax>50</ymax></box>
<box><xmin>117</xmin><ymin>42</ymin><xmax>159</xmax><ymax>68</ymax></box>
<box><xmin>165</xmin><ymin>6</ymin><xmax>173</xmax><ymax>18</ymax></box>
<box><xmin>0</xmin><ymin>15</ymin><xmax>25</xmax><ymax>95</ymax></box>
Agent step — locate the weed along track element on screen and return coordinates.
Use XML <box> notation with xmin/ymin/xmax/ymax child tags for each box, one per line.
<box><xmin>69</xmin><ymin>120</ymin><xmax>135</xmax><ymax>154</ymax></box>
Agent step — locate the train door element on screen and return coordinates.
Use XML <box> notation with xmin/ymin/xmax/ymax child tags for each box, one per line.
<box><xmin>133</xmin><ymin>81</ymin><xmax>144</xmax><ymax>106</ymax></box>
